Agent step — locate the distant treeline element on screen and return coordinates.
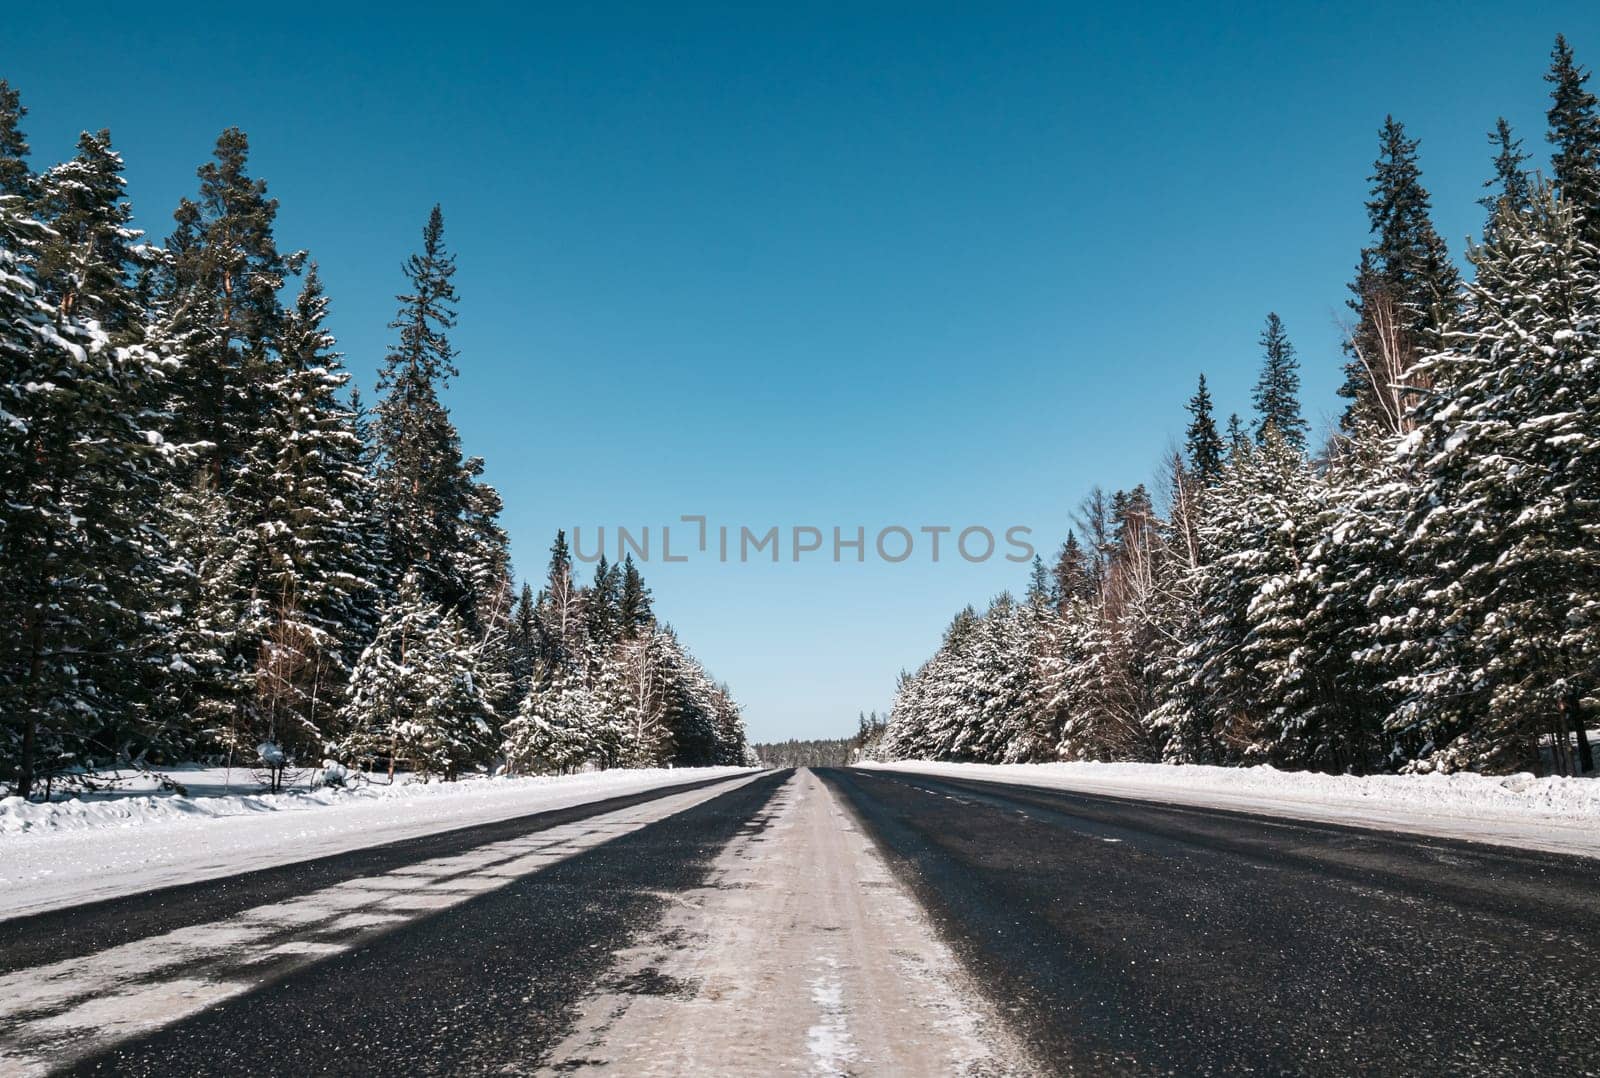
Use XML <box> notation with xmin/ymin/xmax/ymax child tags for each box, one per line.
<box><xmin>756</xmin><ymin>713</ymin><xmax>887</xmax><ymax>768</ymax></box>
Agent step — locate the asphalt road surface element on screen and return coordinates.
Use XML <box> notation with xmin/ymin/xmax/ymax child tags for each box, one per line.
<box><xmin>4</xmin><ymin>765</ymin><xmax>1598</xmax><ymax>1076</ymax></box>
<box><xmin>816</xmin><ymin>766</ymin><xmax>1600</xmax><ymax>1075</ymax></box>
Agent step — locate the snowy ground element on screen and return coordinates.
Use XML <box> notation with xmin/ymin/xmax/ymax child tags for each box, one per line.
<box><xmin>862</xmin><ymin>760</ymin><xmax>1600</xmax><ymax>859</ymax></box>
<box><xmin>0</xmin><ymin>767</ymin><xmax>754</xmax><ymax>920</ymax></box>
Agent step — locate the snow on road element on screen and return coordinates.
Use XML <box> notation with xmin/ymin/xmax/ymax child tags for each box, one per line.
<box><xmin>0</xmin><ymin>767</ymin><xmax>754</xmax><ymax>920</ymax></box>
<box><xmin>542</xmin><ymin>769</ymin><xmax>1034</xmax><ymax>1076</ymax></box>
<box><xmin>864</xmin><ymin>760</ymin><xmax>1600</xmax><ymax>858</ymax></box>
<box><xmin>0</xmin><ymin>772</ymin><xmax>767</xmax><ymax>1077</ymax></box>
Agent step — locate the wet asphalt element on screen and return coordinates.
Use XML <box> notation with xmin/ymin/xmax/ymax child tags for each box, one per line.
<box><xmin>60</xmin><ymin>770</ymin><xmax>791</xmax><ymax>1075</ymax></box>
<box><xmin>815</xmin><ymin>766</ymin><xmax>1600</xmax><ymax>1076</ymax></box>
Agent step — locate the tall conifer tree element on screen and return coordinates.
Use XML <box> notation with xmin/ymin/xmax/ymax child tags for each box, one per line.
<box><xmin>1480</xmin><ymin>118</ymin><xmax>1532</xmax><ymax>238</ymax></box>
<box><xmin>163</xmin><ymin>128</ymin><xmax>301</xmax><ymax>482</ymax></box>
<box><xmin>1184</xmin><ymin>374</ymin><xmax>1225</xmax><ymax>487</ymax></box>
<box><xmin>1</xmin><ymin>130</ymin><xmax>177</xmax><ymax>794</ymax></box>
<box><xmin>1342</xmin><ymin>117</ymin><xmax>1460</xmax><ymax>435</ymax></box>
<box><xmin>1251</xmin><ymin>314</ymin><xmax>1307</xmax><ymax>451</ymax></box>
<box><xmin>374</xmin><ymin>205</ymin><xmax>471</xmax><ymax>611</ymax></box>
<box><xmin>1547</xmin><ymin>34</ymin><xmax>1600</xmax><ymax>244</ymax></box>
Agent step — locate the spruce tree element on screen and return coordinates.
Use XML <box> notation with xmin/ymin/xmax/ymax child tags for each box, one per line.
<box><xmin>0</xmin><ymin>79</ymin><xmax>32</xmax><ymax>200</ymax></box>
<box><xmin>1025</xmin><ymin>555</ymin><xmax>1053</xmax><ymax>609</ymax></box>
<box><xmin>619</xmin><ymin>554</ymin><xmax>654</xmax><ymax>637</ymax></box>
<box><xmin>503</xmin><ymin>671</ymin><xmax>598</xmax><ymax>775</ymax></box>
<box><xmin>160</xmin><ymin>483</ymin><xmax>257</xmax><ymax>762</ymax></box>
<box><xmin>1547</xmin><ymin>34</ymin><xmax>1600</xmax><ymax>244</ymax></box>
<box><xmin>340</xmin><ymin>570</ymin><xmax>493</xmax><ymax>780</ymax></box>
<box><xmin>233</xmin><ymin>265</ymin><xmax>379</xmax><ymax>756</ymax></box>
<box><xmin>1382</xmin><ymin>184</ymin><xmax>1599</xmax><ymax>774</ymax></box>
<box><xmin>456</xmin><ymin>456</ymin><xmax>513</xmax><ymax>638</ymax></box>
<box><xmin>1184</xmin><ymin>373</ymin><xmax>1225</xmax><ymax>486</ymax></box>
<box><xmin>509</xmin><ymin>582</ymin><xmax>539</xmax><ymax>700</ymax></box>
<box><xmin>1051</xmin><ymin>532</ymin><xmax>1090</xmax><ymax>611</ymax></box>
<box><xmin>1167</xmin><ymin>430</ymin><xmax>1313</xmax><ymax>763</ymax></box>
<box><xmin>1225</xmin><ymin>412</ymin><xmax>1248</xmax><ymax>456</ymax></box>
<box><xmin>454</xmin><ymin>458</ymin><xmax>516</xmax><ymax>722</ymax></box>
<box><xmin>1252</xmin><ymin>313</ymin><xmax>1307</xmax><ymax>450</ymax></box>
<box><xmin>163</xmin><ymin>128</ymin><xmax>302</xmax><ymax>482</ymax></box>
<box><xmin>1</xmin><ymin>128</ymin><xmax>177</xmax><ymax>796</ymax></box>
<box><xmin>1480</xmin><ymin>117</ymin><xmax>1532</xmax><ymax>238</ymax></box>
<box><xmin>374</xmin><ymin>204</ymin><xmax>471</xmax><ymax>611</ymax></box>
<box><xmin>1342</xmin><ymin>117</ymin><xmax>1461</xmax><ymax>434</ymax></box>
<box><xmin>585</xmin><ymin>554</ymin><xmax>623</xmax><ymax>646</ymax></box>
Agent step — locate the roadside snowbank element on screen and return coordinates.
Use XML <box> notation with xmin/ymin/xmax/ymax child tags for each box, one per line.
<box><xmin>0</xmin><ymin>764</ymin><xmax>707</xmax><ymax>837</ymax></box>
<box><xmin>861</xmin><ymin>760</ymin><xmax>1600</xmax><ymax>858</ymax></box>
<box><xmin>0</xmin><ymin>767</ymin><xmax>754</xmax><ymax>920</ymax></box>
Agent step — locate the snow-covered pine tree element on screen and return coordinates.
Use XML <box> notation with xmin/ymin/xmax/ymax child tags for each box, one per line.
<box><xmin>1342</xmin><ymin>116</ymin><xmax>1461</xmax><ymax>436</ymax></box>
<box><xmin>964</xmin><ymin>594</ymin><xmax>1034</xmax><ymax>763</ymax></box>
<box><xmin>453</xmin><ymin>457</ymin><xmax>517</xmax><ymax>727</ymax></box>
<box><xmin>162</xmin><ymin>128</ymin><xmax>302</xmax><ymax>485</ymax></box>
<box><xmin>1164</xmin><ymin>431</ymin><xmax>1314</xmax><ymax>762</ymax></box>
<box><xmin>1252</xmin><ymin>313</ymin><xmax>1309</xmax><ymax>451</ymax></box>
<box><xmin>339</xmin><ymin>570</ymin><xmax>493</xmax><ymax>780</ymax></box>
<box><xmin>1144</xmin><ymin>454</ymin><xmax>1209</xmax><ymax>762</ymax></box>
<box><xmin>709</xmin><ymin>681</ymin><xmax>749</xmax><ymax>766</ymax></box>
<box><xmin>456</xmin><ymin>458</ymin><xmax>513</xmax><ymax>636</ymax></box>
<box><xmin>1381</xmin><ymin>184</ymin><xmax>1599</xmax><ymax>774</ymax></box>
<box><xmin>502</xmin><ymin>671</ymin><xmax>599</xmax><ymax>776</ymax></box>
<box><xmin>1232</xmin><ymin>439</ymin><xmax>1357</xmax><ymax>770</ymax></box>
<box><xmin>1277</xmin><ymin>426</ymin><xmax>1409</xmax><ymax>773</ymax></box>
<box><xmin>159</xmin><ymin>483</ymin><xmax>261</xmax><ymax>763</ymax></box>
<box><xmin>1</xmin><ymin>127</ymin><xmax>181</xmax><ymax>796</ymax></box>
<box><xmin>1547</xmin><ymin>34</ymin><xmax>1600</xmax><ymax>245</ymax></box>
<box><xmin>374</xmin><ymin>205</ymin><xmax>473</xmax><ymax>613</ymax></box>
<box><xmin>657</xmin><ymin>629</ymin><xmax>721</xmax><ymax>766</ymax></box>
<box><xmin>0</xmin><ymin>80</ymin><xmax>32</xmax><ymax>201</ymax></box>
<box><xmin>1480</xmin><ymin>118</ymin><xmax>1533</xmax><ymax>240</ymax></box>
<box><xmin>231</xmin><ymin>265</ymin><xmax>379</xmax><ymax>760</ymax></box>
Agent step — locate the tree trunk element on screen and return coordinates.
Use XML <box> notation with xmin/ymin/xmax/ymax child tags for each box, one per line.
<box><xmin>16</xmin><ymin>607</ymin><xmax>46</xmax><ymax>799</ymax></box>
<box><xmin>1566</xmin><ymin>688</ymin><xmax>1594</xmax><ymax>774</ymax></box>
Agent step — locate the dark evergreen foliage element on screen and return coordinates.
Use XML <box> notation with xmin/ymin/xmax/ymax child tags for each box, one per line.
<box><xmin>1251</xmin><ymin>313</ymin><xmax>1307</xmax><ymax>451</ymax></box>
<box><xmin>1183</xmin><ymin>373</ymin><xmax>1225</xmax><ymax>486</ymax></box>
<box><xmin>1547</xmin><ymin>34</ymin><xmax>1600</xmax><ymax>243</ymax></box>
<box><xmin>0</xmin><ymin>90</ymin><xmax>746</xmax><ymax>796</ymax></box>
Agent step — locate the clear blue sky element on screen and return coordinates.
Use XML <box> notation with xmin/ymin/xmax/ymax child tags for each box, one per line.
<box><xmin>7</xmin><ymin>3</ymin><xmax>1597</xmax><ymax>742</ymax></box>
